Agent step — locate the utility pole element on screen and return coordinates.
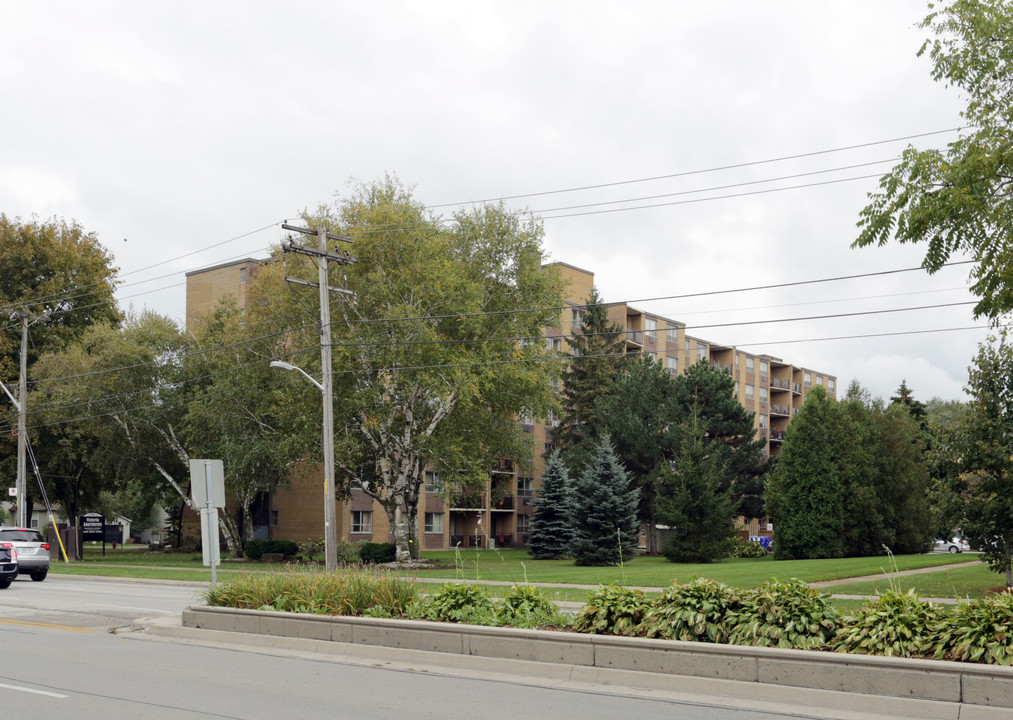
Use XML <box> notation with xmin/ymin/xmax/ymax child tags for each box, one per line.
<box><xmin>280</xmin><ymin>223</ymin><xmax>356</xmax><ymax>573</ymax></box>
<box><xmin>17</xmin><ymin>313</ymin><xmax>28</xmax><ymax>528</ymax></box>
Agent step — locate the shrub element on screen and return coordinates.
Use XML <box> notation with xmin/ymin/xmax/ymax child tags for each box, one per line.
<box><xmin>571</xmin><ymin>583</ymin><xmax>649</xmax><ymax>636</ymax></box>
<box><xmin>496</xmin><ymin>585</ymin><xmax>567</xmax><ymax>628</ymax></box>
<box><xmin>201</xmin><ymin>568</ymin><xmax>417</xmax><ymax>617</ymax></box>
<box><xmin>408</xmin><ymin>582</ymin><xmax>496</xmax><ymax>624</ymax></box>
<box><xmin>727</xmin><ymin>578</ymin><xmax>839</xmax><ymax>650</ymax></box>
<box><xmin>638</xmin><ymin>578</ymin><xmax>741</xmax><ymax>643</ymax></box>
<box><xmin>728</xmin><ymin>536</ymin><xmax>770</xmax><ymax>558</ymax></box>
<box><xmin>359</xmin><ymin>542</ymin><xmax>397</xmax><ymax>564</ymax></box>
<box><xmin>297</xmin><ymin>538</ymin><xmax>325</xmax><ymax>562</ymax></box>
<box><xmin>834</xmin><ymin>589</ymin><xmax>942</xmax><ymax>658</ymax></box>
<box><xmin>336</xmin><ymin>540</ymin><xmax>362</xmax><ymax>564</ymax></box>
<box><xmin>932</xmin><ymin>592</ymin><xmax>1013</xmax><ymax>665</ymax></box>
<box><xmin>244</xmin><ymin>539</ymin><xmax>298</xmax><ymax>561</ymax></box>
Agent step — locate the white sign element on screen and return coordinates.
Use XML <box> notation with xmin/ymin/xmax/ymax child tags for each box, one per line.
<box><xmin>7</xmin><ymin>487</ymin><xmax>15</xmax><ymax>497</ymax></box>
<box><xmin>189</xmin><ymin>459</ymin><xmax>226</xmax><ymax>508</ymax></box>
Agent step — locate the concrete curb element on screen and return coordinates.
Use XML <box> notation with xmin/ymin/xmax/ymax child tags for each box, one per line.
<box><xmin>180</xmin><ymin>605</ymin><xmax>1013</xmax><ymax>718</ymax></box>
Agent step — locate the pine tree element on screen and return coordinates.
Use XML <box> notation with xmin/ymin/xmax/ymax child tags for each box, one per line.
<box><xmin>656</xmin><ymin>407</ymin><xmax>736</xmax><ymax>563</ymax></box>
<box><xmin>551</xmin><ymin>287</ymin><xmax>627</xmax><ymax>472</ymax></box>
<box><xmin>569</xmin><ymin>437</ymin><xmax>640</xmax><ymax>566</ymax></box>
<box><xmin>526</xmin><ymin>451</ymin><xmax>574</xmax><ymax>559</ymax></box>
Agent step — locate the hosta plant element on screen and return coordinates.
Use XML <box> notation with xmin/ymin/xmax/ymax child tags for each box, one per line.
<box><xmin>637</xmin><ymin>578</ymin><xmax>741</xmax><ymax>643</ymax></box>
<box><xmin>727</xmin><ymin>578</ymin><xmax>839</xmax><ymax>650</ymax></box>
<box><xmin>572</xmin><ymin>583</ymin><xmax>649</xmax><ymax>636</ymax></box>
<box><xmin>496</xmin><ymin>585</ymin><xmax>567</xmax><ymax>628</ymax></box>
<box><xmin>834</xmin><ymin>589</ymin><xmax>942</xmax><ymax>658</ymax></box>
<box><xmin>408</xmin><ymin>583</ymin><xmax>496</xmax><ymax>624</ymax></box>
<box><xmin>932</xmin><ymin>592</ymin><xmax>1013</xmax><ymax>665</ymax></box>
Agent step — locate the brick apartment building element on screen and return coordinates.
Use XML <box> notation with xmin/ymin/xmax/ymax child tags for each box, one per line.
<box><xmin>185</xmin><ymin>258</ymin><xmax>836</xmax><ymax>549</ymax></box>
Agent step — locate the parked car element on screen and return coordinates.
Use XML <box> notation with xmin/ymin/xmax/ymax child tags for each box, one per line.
<box><xmin>0</xmin><ymin>527</ymin><xmax>50</xmax><ymax>581</ymax></box>
<box><xmin>934</xmin><ymin>537</ymin><xmax>971</xmax><ymax>553</ymax></box>
<box><xmin>0</xmin><ymin>542</ymin><xmax>17</xmax><ymax>588</ymax></box>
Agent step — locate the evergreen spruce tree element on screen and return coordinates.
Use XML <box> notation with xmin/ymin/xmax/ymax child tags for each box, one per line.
<box><xmin>656</xmin><ymin>406</ymin><xmax>736</xmax><ymax>563</ymax></box>
<box><xmin>551</xmin><ymin>287</ymin><xmax>627</xmax><ymax>472</ymax></box>
<box><xmin>569</xmin><ymin>436</ymin><xmax>640</xmax><ymax>566</ymax></box>
<box><xmin>526</xmin><ymin>451</ymin><xmax>574</xmax><ymax>559</ymax></box>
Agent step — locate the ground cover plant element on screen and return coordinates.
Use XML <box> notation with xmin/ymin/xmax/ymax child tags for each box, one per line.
<box><xmin>726</xmin><ymin>578</ymin><xmax>839</xmax><ymax>650</ymax></box>
<box><xmin>637</xmin><ymin>578</ymin><xmax>740</xmax><ymax>643</ymax></box>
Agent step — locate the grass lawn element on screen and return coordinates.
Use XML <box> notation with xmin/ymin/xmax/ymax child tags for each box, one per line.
<box><xmin>820</xmin><ymin>561</ymin><xmax>1005</xmax><ymax>599</ymax></box>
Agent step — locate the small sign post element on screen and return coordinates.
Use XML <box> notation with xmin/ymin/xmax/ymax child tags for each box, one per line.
<box><xmin>189</xmin><ymin>459</ymin><xmax>225</xmax><ymax>586</ymax></box>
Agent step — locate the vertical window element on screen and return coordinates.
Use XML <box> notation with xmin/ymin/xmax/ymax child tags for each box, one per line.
<box><xmin>571</xmin><ymin>308</ymin><xmax>582</xmax><ymax>328</ymax></box>
<box><xmin>516</xmin><ymin>514</ymin><xmax>530</xmax><ymax>534</ymax></box>
<box><xmin>817</xmin><ymin>375</ymin><xmax>824</xmax><ymax>386</ymax></box>
<box><xmin>697</xmin><ymin>344</ymin><xmax>707</xmax><ymax>361</ymax></box>
<box><xmin>745</xmin><ymin>357</ymin><xmax>754</xmax><ymax>373</ymax></box>
<box><xmin>685</xmin><ymin>339</ymin><xmax>691</xmax><ymax>357</ymax></box>
<box><xmin>759</xmin><ymin>414</ymin><xmax>768</xmax><ymax>429</ymax></box>
<box><xmin>351</xmin><ymin>511</ymin><xmax>373</xmax><ymax>534</ymax></box>
<box><xmin>804</xmin><ymin>372</ymin><xmax>812</xmax><ymax>387</ymax></box>
<box><xmin>270</xmin><ymin>510</ymin><xmax>279</xmax><ymax>526</ymax></box>
<box><xmin>426</xmin><ymin>471</ymin><xmax>443</xmax><ymax>493</ymax></box>
<box><xmin>644</xmin><ymin>317</ymin><xmax>657</xmax><ymax>340</ymax></box>
<box><xmin>667</xmin><ymin>326</ymin><xmax>679</xmax><ymax>343</ymax></box>
<box><xmin>546</xmin><ymin>336</ymin><xmax>562</xmax><ymax>353</ymax></box>
<box><xmin>517</xmin><ymin>477</ymin><xmax>533</xmax><ymax>498</ymax></box>
<box><xmin>424</xmin><ymin>512</ymin><xmax>444</xmax><ymax>534</ymax></box>
<box><xmin>828</xmin><ymin>379</ymin><xmax>836</xmax><ymax>392</ymax></box>
<box><xmin>734</xmin><ymin>381</ymin><xmax>739</xmax><ymax>396</ymax></box>
<box><xmin>760</xmin><ymin>387</ymin><xmax>768</xmax><ymax>405</ymax></box>
<box><xmin>240</xmin><ymin>267</ymin><xmax>247</xmax><ymax>284</ymax></box>
<box><xmin>760</xmin><ymin>361</ymin><xmax>768</xmax><ymax>377</ymax></box>
<box><xmin>647</xmin><ymin>351</ymin><xmax>657</xmax><ymax>362</ymax></box>
<box><xmin>745</xmin><ymin>384</ymin><xmax>754</xmax><ymax>401</ymax></box>
<box><xmin>735</xmin><ymin>354</ymin><xmax>740</xmax><ymax>370</ymax></box>
<box><xmin>666</xmin><ymin>356</ymin><xmax>678</xmax><ymax>375</ymax></box>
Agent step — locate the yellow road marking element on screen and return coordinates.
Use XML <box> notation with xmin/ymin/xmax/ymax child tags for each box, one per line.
<box><xmin>0</xmin><ymin>618</ymin><xmax>96</xmax><ymax>633</ymax></box>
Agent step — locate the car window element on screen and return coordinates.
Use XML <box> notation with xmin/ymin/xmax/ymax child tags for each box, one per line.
<box><xmin>0</xmin><ymin>530</ymin><xmax>43</xmax><ymax>542</ymax></box>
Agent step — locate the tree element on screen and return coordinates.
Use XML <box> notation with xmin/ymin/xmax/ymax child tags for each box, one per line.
<box><xmin>526</xmin><ymin>451</ymin><xmax>573</xmax><ymax>559</ymax></box>
<box><xmin>943</xmin><ymin>332</ymin><xmax>1013</xmax><ymax>586</ymax></box>
<box><xmin>568</xmin><ymin>436</ymin><xmax>639</xmax><ymax>566</ymax></box>
<box><xmin>890</xmin><ymin>380</ymin><xmax>929</xmax><ymax>433</ymax></box>
<box><xmin>551</xmin><ymin>287</ymin><xmax>627</xmax><ymax>472</ymax></box>
<box><xmin>291</xmin><ymin>177</ymin><xmax>565</xmax><ymax>559</ymax></box>
<box><xmin>853</xmin><ymin>1</ymin><xmax>1013</xmax><ymax>318</ymax></box>
<box><xmin>765</xmin><ymin>386</ymin><xmax>846</xmax><ymax>559</ymax></box>
<box><xmin>656</xmin><ymin>406</ymin><xmax>736</xmax><ymax>563</ymax></box>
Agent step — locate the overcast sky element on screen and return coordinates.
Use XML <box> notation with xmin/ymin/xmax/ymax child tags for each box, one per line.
<box><xmin>2</xmin><ymin>1</ymin><xmax>991</xmax><ymax>403</ymax></box>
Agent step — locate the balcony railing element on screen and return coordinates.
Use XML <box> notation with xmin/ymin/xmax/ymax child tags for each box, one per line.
<box><xmin>771</xmin><ymin>377</ymin><xmax>790</xmax><ymax>390</ymax></box>
<box><xmin>770</xmin><ymin>403</ymin><xmax>791</xmax><ymax>416</ymax></box>
<box><xmin>627</xmin><ymin>330</ymin><xmax>643</xmax><ymax>346</ymax></box>
<box><xmin>449</xmin><ymin>493</ymin><xmax>486</xmax><ymax>509</ymax></box>
<box><xmin>490</xmin><ymin>533</ymin><xmax>514</xmax><ymax>548</ymax></box>
<box><xmin>450</xmin><ymin>534</ymin><xmax>485</xmax><ymax>548</ymax></box>
<box><xmin>492</xmin><ymin>495</ymin><xmax>515</xmax><ymax>510</ymax></box>
<box><xmin>769</xmin><ymin>429</ymin><xmax>787</xmax><ymax>442</ymax></box>
<box><xmin>792</xmin><ymin>383</ymin><xmax>802</xmax><ymax>393</ymax></box>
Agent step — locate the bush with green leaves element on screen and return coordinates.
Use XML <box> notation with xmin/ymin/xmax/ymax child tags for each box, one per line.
<box><xmin>201</xmin><ymin>569</ymin><xmax>417</xmax><ymax>616</ymax></box>
<box><xmin>727</xmin><ymin>536</ymin><xmax>770</xmax><ymax>558</ymax></box>
<box><xmin>571</xmin><ymin>583</ymin><xmax>649</xmax><ymax>636</ymax></box>
<box><xmin>359</xmin><ymin>542</ymin><xmax>397</xmax><ymax>564</ymax></box>
<box><xmin>637</xmin><ymin>578</ymin><xmax>741</xmax><ymax>643</ymax></box>
<box><xmin>931</xmin><ymin>592</ymin><xmax>1013</xmax><ymax>665</ymax></box>
<box><xmin>244</xmin><ymin>538</ymin><xmax>298</xmax><ymax>561</ymax></box>
<box><xmin>834</xmin><ymin>589</ymin><xmax>942</xmax><ymax>658</ymax></box>
<box><xmin>408</xmin><ymin>583</ymin><xmax>497</xmax><ymax>624</ymax></box>
<box><xmin>727</xmin><ymin>578</ymin><xmax>839</xmax><ymax>650</ymax></box>
<box><xmin>496</xmin><ymin>585</ymin><xmax>568</xmax><ymax>628</ymax></box>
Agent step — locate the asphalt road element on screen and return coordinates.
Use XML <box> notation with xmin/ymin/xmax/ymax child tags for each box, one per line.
<box><xmin>0</xmin><ymin>576</ymin><xmax>933</xmax><ymax>719</ymax></box>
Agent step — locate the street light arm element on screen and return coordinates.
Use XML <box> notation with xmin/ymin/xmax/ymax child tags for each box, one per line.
<box><xmin>270</xmin><ymin>360</ymin><xmax>324</xmax><ymax>392</ymax></box>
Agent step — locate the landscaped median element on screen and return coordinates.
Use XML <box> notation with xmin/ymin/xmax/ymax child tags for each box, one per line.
<box><xmin>181</xmin><ymin>603</ymin><xmax>1013</xmax><ymax>717</ymax></box>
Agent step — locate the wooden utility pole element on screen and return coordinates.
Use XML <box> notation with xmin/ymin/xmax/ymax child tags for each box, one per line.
<box><xmin>279</xmin><ymin>223</ymin><xmax>356</xmax><ymax>573</ymax></box>
<box><xmin>16</xmin><ymin>313</ymin><xmax>27</xmax><ymax>528</ymax></box>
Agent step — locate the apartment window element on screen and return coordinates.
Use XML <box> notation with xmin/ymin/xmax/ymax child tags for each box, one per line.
<box><xmin>270</xmin><ymin>510</ymin><xmax>279</xmax><ymax>527</ymax></box>
<box><xmin>550</xmin><ymin>377</ymin><xmax>561</xmax><ymax>392</ymax></box>
<box><xmin>804</xmin><ymin>372</ymin><xmax>812</xmax><ymax>387</ymax></box>
<box><xmin>745</xmin><ymin>384</ymin><xmax>754</xmax><ymax>401</ymax></box>
<box><xmin>571</xmin><ymin>308</ymin><xmax>582</xmax><ymax>328</ymax></box>
<box><xmin>817</xmin><ymin>375</ymin><xmax>823</xmax><ymax>386</ymax></box>
<box><xmin>760</xmin><ymin>387</ymin><xmax>768</xmax><ymax>406</ymax></box>
<box><xmin>517</xmin><ymin>477</ymin><xmax>533</xmax><ymax>498</ymax></box>
<box><xmin>759</xmin><ymin>414</ymin><xmax>768</xmax><ymax>430</ymax></box>
<box><xmin>667</xmin><ymin>326</ymin><xmax>679</xmax><ymax>343</ymax></box>
<box><xmin>734</xmin><ymin>381</ymin><xmax>739</xmax><ymax>396</ymax></box>
<box><xmin>239</xmin><ymin>267</ymin><xmax>247</xmax><ymax>284</ymax></box>
<box><xmin>520</xmin><ymin>414</ymin><xmax>535</xmax><ymax>426</ymax></box>
<box><xmin>351</xmin><ymin>511</ymin><xmax>373</xmax><ymax>534</ymax></box>
<box><xmin>745</xmin><ymin>357</ymin><xmax>754</xmax><ymax>373</ymax></box>
<box><xmin>647</xmin><ymin>351</ymin><xmax>657</xmax><ymax>362</ymax></box>
<box><xmin>425</xmin><ymin>471</ymin><xmax>443</xmax><ymax>493</ymax></box>
<box><xmin>516</xmin><ymin>514</ymin><xmax>530</xmax><ymax>534</ymax></box>
<box><xmin>424</xmin><ymin>512</ymin><xmax>444</xmax><ymax>534</ymax></box>
<box><xmin>735</xmin><ymin>354</ymin><xmax>740</xmax><ymax>370</ymax></box>
<box><xmin>760</xmin><ymin>360</ymin><xmax>768</xmax><ymax>375</ymax></box>
<box><xmin>828</xmin><ymin>379</ymin><xmax>836</xmax><ymax>392</ymax></box>
<box><xmin>548</xmin><ymin>411</ymin><xmax>560</xmax><ymax>427</ymax></box>
<box><xmin>546</xmin><ymin>336</ymin><xmax>562</xmax><ymax>353</ymax></box>
<box><xmin>644</xmin><ymin>317</ymin><xmax>657</xmax><ymax>341</ymax></box>
<box><xmin>666</xmin><ymin>356</ymin><xmax>678</xmax><ymax>375</ymax></box>
<box><xmin>697</xmin><ymin>344</ymin><xmax>707</xmax><ymax>361</ymax></box>
<box><xmin>685</xmin><ymin>339</ymin><xmax>691</xmax><ymax>357</ymax></box>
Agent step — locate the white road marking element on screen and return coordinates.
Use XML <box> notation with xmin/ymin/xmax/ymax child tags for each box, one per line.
<box><xmin>86</xmin><ymin>604</ymin><xmax>169</xmax><ymax>612</ymax></box>
<box><xmin>0</xmin><ymin>683</ymin><xmax>68</xmax><ymax>698</ymax></box>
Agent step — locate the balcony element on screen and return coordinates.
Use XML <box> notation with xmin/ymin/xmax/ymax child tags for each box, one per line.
<box><xmin>626</xmin><ymin>330</ymin><xmax>643</xmax><ymax>347</ymax></box>
<box><xmin>492</xmin><ymin>495</ymin><xmax>515</xmax><ymax>510</ymax></box>
<box><xmin>490</xmin><ymin>533</ymin><xmax>514</xmax><ymax>548</ymax></box>
<box><xmin>792</xmin><ymin>383</ymin><xmax>802</xmax><ymax>394</ymax></box>
<box><xmin>450</xmin><ymin>534</ymin><xmax>485</xmax><ymax>548</ymax></box>
<box><xmin>711</xmin><ymin>361</ymin><xmax>731</xmax><ymax>374</ymax></box>
<box><xmin>769</xmin><ymin>428</ymin><xmax>787</xmax><ymax>442</ymax></box>
<box><xmin>770</xmin><ymin>403</ymin><xmax>791</xmax><ymax>416</ymax></box>
<box><xmin>449</xmin><ymin>493</ymin><xmax>486</xmax><ymax>509</ymax></box>
<box><xmin>771</xmin><ymin>377</ymin><xmax>790</xmax><ymax>390</ymax></box>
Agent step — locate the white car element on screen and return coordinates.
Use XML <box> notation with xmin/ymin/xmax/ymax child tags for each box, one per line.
<box><xmin>934</xmin><ymin>537</ymin><xmax>970</xmax><ymax>553</ymax></box>
<box><xmin>0</xmin><ymin>527</ymin><xmax>50</xmax><ymax>580</ymax></box>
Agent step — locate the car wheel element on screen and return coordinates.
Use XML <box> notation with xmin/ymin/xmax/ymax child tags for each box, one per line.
<box><xmin>0</xmin><ymin>579</ymin><xmax>11</xmax><ymax>589</ymax></box>
<box><xmin>30</xmin><ymin>571</ymin><xmax>47</xmax><ymax>582</ymax></box>
<box><xmin>948</xmin><ymin>545</ymin><xmax>959</xmax><ymax>553</ymax></box>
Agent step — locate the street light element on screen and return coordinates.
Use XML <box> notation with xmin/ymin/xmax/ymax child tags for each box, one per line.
<box><xmin>271</xmin><ymin>359</ymin><xmax>337</xmax><ymax>572</ymax></box>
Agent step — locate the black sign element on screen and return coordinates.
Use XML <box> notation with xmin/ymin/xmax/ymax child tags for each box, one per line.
<box><xmin>81</xmin><ymin>513</ymin><xmax>105</xmax><ymax>541</ymax></box>
<box><xmin>103</xmin><ymin>524</ymin><xmax>122</xmax><ymax>543</ymax></box>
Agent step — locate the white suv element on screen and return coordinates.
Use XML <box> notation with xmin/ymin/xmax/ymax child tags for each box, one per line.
<box><xmin>0</xmin><ymin>528</ymin><xmax>50</xmax><ymax>581</ymax></box>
